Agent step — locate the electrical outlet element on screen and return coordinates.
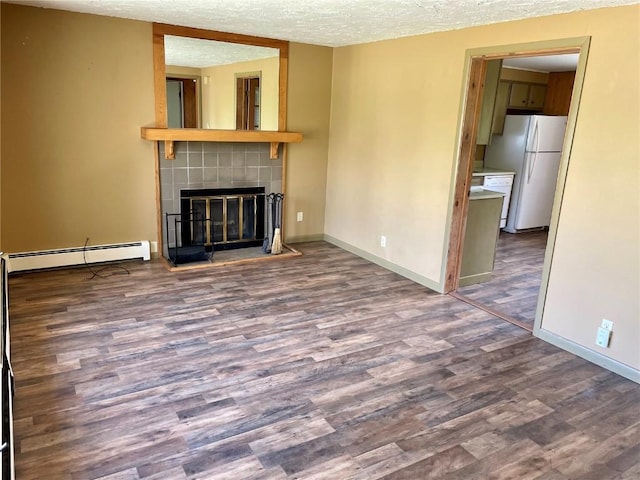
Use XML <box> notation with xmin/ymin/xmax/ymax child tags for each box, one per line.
<box><xmin>595</xmin><ymin>327</ymin><xmax>611</xmax><ymax>348</ymax></box>
<box><xmin>296</xmin><ymin>211</ymin><xmax>304</xmax><ymax>222</ymax></box>
<box><xmin>150</xmin><ymin>241</ymin><xmax>158</xmax><ymax>253</ymax></box>
<box><xmin>380</xmin><ymin>235</ymin><xmax>387</xmax><ymax>248</ymax></box>
<box><xmin>601</xmin><ymin>319</ymin><xmax>613</xmax><ymax>331</ymax></box>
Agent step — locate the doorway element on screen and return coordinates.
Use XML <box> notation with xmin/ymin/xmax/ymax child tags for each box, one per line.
<box><xmin>445</xmin><ymin>38</ymin><xmax>591</xmax><ymax>335</ymax></box>
<box><xmin>236</xmin><ymin>74</ymin><xmax>261</xmax><ymax>130</ymax></box>
<box><xmin>166</xmin><ymin>76</ymin><xmax>199</xmax><ymax>128</ymax></box>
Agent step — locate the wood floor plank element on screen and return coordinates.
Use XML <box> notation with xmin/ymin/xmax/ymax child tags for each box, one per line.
<box><xmin>7</xmin><ymin>241</ymin><xmax>640</xmax><ymax>479</ymax></box>
<box><xmin>380</xmin><ymin>445</ymin><xmax>476</xmax><ymax>479</ymax></box>
<box><xmin>456</xmin><ymin>230</ymin><xmax>548</xmax><ymax>328</ymax></box>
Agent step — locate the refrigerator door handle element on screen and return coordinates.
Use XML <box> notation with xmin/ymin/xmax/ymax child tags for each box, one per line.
<box><xmin>527</xmin><ymin>152</ymin><xmax>537</xmax><ymax>183</ymax></box>
<box><xmin>527</xmin><ymin>117</ymin><xmax>540</xmax><ymax>153</ymax></box>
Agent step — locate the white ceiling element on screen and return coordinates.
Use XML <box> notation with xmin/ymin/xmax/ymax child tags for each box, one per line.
<box><xmin>503</xmin><ymin>54</ymin><xmax>580</xmax><ymax>72</ymax></box>
<box><xmin>7</xmin><ymin>0</ymin><xmax>639</xmax><ymax>48</ymax></box>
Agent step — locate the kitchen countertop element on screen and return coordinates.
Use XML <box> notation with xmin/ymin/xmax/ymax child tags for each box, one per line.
<box><xmin>472</xmin><ymin>168</ymin><xmax>516</xmax><ymax>177</ymax></box>
<box><xmin>469</xmin><ymin>188</ymin><xmax>506</xmax><ymax>201</ymax></box>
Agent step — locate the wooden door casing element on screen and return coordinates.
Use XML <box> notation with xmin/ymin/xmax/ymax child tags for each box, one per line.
<box><xmin>236</xmin><ymin>76</ymin><xmax>260</xmax><ymax>130</ymax></box>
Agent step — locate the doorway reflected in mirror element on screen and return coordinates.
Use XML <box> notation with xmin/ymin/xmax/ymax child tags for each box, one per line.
<box><xmin>236</xmin><ymin>74</ymin><xmax>260</xmax><ymax>130</ymax></box>
<box><xmin>166</xmin><ymin>77</ymin><xmax>198</xmax><ymax>128</ymax></box>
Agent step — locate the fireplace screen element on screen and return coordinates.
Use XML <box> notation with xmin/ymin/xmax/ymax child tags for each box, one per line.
<box><xmin>165</xmin><ymin>211</ymin><xmax>211</xmax><ymax>265</ymax></box>
<box><xmin>180</xmin><ymin>188</ymin><xmax>265</xmax><ymax>250</ymax></box>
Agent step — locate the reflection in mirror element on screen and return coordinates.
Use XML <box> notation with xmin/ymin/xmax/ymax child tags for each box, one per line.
<box><xmin>166</xmin><ymin>76</ymin><xmax>199</xmax><ymax>128</ymax></box>
<box><xmin>164</xmin><ymin>35</ymin><xmax>279</xmax><ymax>130</ymax></box>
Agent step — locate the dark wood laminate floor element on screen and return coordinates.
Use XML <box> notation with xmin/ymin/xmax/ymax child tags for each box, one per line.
<box><xmin>456</xmin><ymin>230</ymin><xmax>548</xmax><ymax>330</ymax></box>
<box><xmin>9</xmin><ymin>241</ymin><xmax>639</xmax><ymax>479</ymax></box>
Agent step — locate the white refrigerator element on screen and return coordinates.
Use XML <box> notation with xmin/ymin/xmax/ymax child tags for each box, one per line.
<box><xmin>484</xmin><ymin>114</ymin><xmax>567</xmax><ymax>233</ymax></box>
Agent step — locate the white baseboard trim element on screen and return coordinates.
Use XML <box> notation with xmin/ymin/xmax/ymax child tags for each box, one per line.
<box><xmin>324</xmin><ymin>234</ymin><xmax>443</xmax><ymax>293</ymax></box>
<box><xmin>537</xmin><ymin>328</ymin><xmax>640</xmax><ymax>383</ymax></box>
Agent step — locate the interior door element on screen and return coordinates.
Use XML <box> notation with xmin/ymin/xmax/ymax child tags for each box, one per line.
<box><xmin>166</xmin><ymin>79</ymin><xmax>183</xmax><ymax>128</ymax></box>
<box><xmin>236</xmin><ymin>76</ymin><xmax>261</xmax><ymax>130</ymax></box>
<box><xmin>167</xmin><ymin>78</ymin><xmax>198</xmax><ymax>128</ymax></box>
<box><xmin>181</xmin><ymin>79</ymin><xmax>198</xmax><ymax>128</ymax></box>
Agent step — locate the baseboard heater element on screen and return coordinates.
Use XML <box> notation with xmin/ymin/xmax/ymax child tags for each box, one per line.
<box><xmin>7</xmin><ymin>241</ymin><xmax>151</xmax><ymax>273</ymax></box>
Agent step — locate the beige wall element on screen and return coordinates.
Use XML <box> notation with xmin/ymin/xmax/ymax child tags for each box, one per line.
<box><xmin>327</xmin><ymin>32</ymin><xmax>461</xmax><ymax>284</ymax></box>
<box><xmin>165</xmin><ymin>65</ymin><xmax>201</xmax><ymax>76</ymax></box>
<box><xmin>500</xmin><ymin>67</ymin><xmax>548</xmax><ymax>84</ymax></box>
<box><xmin>1</xmin><ymin>4</ymin><xmax>156</xmax><ymax>252</ymax></box>
<box><xmin>202</xmin><ymin>56</ymin><xmax>279</xmax><ymax>130</ymax></box>
<box><xmin>540</xmin><ymin>8</ymin><xmax>639</xmax><ymax>371</ymax></box>
<box><xmin>326</xmin><ymin>5</ymin><xmax>639</xmax><ymax>371</ymax></box>
<box><xmin>285</xmin><ymin>43</ymin><xmax>333</xmax><ymax>241</ymax></box>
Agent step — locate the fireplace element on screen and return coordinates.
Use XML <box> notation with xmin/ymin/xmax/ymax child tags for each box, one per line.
<box><xmin>158</xmin><ymin>141</ymin><xmax>283</xmax><ymax>264</ymax></box>
<box><xmin>179</xmin><ymin>187</ymin><xmax>266</xmax><ymax>252</ymax></box>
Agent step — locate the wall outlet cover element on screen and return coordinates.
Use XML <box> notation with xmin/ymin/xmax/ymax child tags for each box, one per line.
<box><xmin>601</xmin><ymin>319</ymin><xmax>613</xmax><ymax>331</ymax></box>
<box><xmin>380</xmin><ymin>236</ymin><xmax>387</xmax><ymax>248</ymax></box>
<box><xmin>296</xmin><ymin>212</ymin><xmax>303</xmax><ymax>222</ymax></box>
<box><xmin>595</xmin><ymin>327</ymin><xmax>611</xmax><ymax>348</ymax></box>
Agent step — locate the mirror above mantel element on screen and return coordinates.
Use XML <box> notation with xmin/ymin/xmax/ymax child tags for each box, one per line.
<box><xmin>164</xmin><ymin>35</ymin><xmax>280</xmax><ymax>130</ymax></box>
<box><xmin>143</xmin><ymin>23</ymin><xmax>302</xmax><ymax>159</ymax></box>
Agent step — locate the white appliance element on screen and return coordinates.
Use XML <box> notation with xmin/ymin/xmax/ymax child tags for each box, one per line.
<box><xmin>484</xmin><ymin>114</ymin><xmax>567</xmax><ymax>233</ymax></box>
<box><xmin>483</xmin><ymin>175</ymin><xmax>514</xmax><ymax>228</ymax></box>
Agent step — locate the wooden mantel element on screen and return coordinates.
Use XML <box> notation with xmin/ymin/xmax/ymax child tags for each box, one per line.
<box><xmin>140</xmin><ymin>127</ymin><xmax>303</xmax><ymax>159</ymax></box>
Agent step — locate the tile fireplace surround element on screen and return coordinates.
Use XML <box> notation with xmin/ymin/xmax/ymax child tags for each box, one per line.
<box><xmin>159</xmin><ymin>141</ymin><xmax>283</xmax><ymax>257</ymax></box>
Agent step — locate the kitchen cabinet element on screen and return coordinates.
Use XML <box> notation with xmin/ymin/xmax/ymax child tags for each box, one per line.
<box><xmin>543</xmin><ymin>71</ymin><xmax>576</xmax><ymax>115</ymax></box>
<box><xmin>528</xmin><ymin>84</ymin><xmax>547</xmax><ymax>109</ymax></box>
<box><xmin>491</xmin><ymin>80</ymin><xmax>547</xmax><ymax>135</ymax></box>
<box><xmin>478</xmin><ymin>66</ymin><xmax>549</xmax><ymax>142</ymax></box>
<box><xmin>508</xmin><ymin>82</ymin><xmax>546</xmax><ymax>109</ymax></box>
<box><xmin>508</xmin><ymin>83</ymin><xmax>529</xmax><ymax>108</ymax></box>
<box><xmin>459</xmin><ymin>191</ymin><xmax>504</xmax><ymax>287</ymax></box>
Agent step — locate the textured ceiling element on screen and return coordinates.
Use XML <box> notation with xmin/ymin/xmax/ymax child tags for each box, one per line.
<box><xmin>8</xmin><ymin>0</ymin><xmax>640</xmax><ymax>47</ymax></box>
<box><xmin>165</xmin><ymin>36</ymin><xmax>278</xmax><ymax>68</ymax></box>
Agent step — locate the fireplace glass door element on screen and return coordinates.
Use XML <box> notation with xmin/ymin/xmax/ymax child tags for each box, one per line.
<box><xmin>180</xmin><ymin>188</ymin><xmax>265</xmax><ymax>250</ymax></box>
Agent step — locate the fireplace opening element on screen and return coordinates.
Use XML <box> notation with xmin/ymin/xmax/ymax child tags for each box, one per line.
<box><xmin>180</xmin><ymin>187</ymin><xmax>265</xmax><ymax>250</ymax></box>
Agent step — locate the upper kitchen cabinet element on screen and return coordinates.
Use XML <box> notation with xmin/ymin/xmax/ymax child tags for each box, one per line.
<box><xmin>543</xmin><ymin>71</ymin><xmax>576</xmax><ymax>115</ymax></box>
<box><xmin>508</xmin><ymin>82</ymin><xmax>529</xmax><ymax>107</ymax></box>
<box><xmin>479</xmin><ymin>62</ymin><xmax>575</xmax><ymax>143</ymax></box>
<box><xmin>508</xmin><ymin>82</ymin><xmax>547</xmax><ymax>109</ymax></box>
<box><xmin>490</xmin><ymin>68</ymin><xmax>549</xmax><ymax>135</ymax></box>
<box><xmin>491</xmin><ymin>80</ymin><xmax>547</xmax><ymax>135</ymax></box>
